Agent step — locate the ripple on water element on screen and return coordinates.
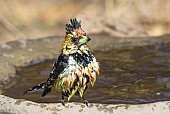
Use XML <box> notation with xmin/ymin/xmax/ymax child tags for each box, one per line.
<box><xmin>3</xmin><ymin>43</ymin><xmax>170</xmax><ymax>104</ymax></box>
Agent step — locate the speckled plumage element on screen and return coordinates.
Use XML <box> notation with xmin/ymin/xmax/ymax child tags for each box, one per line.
<box><xmin>22</xmin><ymin>18</ymin><xmax>100</xmax><ymax>106</ymax></box>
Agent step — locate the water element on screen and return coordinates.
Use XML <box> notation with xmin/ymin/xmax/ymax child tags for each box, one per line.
<box><xmin>3</xmin><ymin>43</ymin><xmax>170</xmax><ymax>104</ymax></box>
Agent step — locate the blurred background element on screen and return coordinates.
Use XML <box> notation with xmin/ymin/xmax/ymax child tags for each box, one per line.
<box><xmin>0</xmin><ymin>0</ymin><xmax>170</xmax><ymax>44</ymax></box>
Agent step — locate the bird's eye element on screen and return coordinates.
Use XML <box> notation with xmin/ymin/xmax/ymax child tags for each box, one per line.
<box><xmin>71</xmin><ymin>38</ymin><xmax>78</xmax><ymax>44</ymax></box>
<box><xmin>71</xmin><ymin>38</ymin><xmax>77</xmax><ymax>42</ymax></box>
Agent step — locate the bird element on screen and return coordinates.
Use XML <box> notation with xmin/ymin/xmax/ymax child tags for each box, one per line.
<box><xmin>22</xmin><ymin>18</ymin><xmax>100</xmax><ymax>106</ymax></box>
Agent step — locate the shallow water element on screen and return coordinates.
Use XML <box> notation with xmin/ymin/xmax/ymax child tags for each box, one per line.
<box><xmin>3</xmin><ymin>43</ymin><xmax>170</xmax><ymax>104</ymax></box>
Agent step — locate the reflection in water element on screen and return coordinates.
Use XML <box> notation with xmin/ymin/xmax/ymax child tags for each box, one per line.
<box><xmin>3</xmin><ymin>43</ymin><xmax>170</xmax><ymax>104</ymax></box>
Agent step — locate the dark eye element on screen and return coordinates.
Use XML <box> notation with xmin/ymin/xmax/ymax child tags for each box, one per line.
<box><xmin>71</xmin><ymin>38</ymin><xmax>77</xmax><ymax>42</ymax></box>
<box><xmin>71</xmin><ymin>38</ymin><xmax>78</xmax><ymax>44</ymax></box>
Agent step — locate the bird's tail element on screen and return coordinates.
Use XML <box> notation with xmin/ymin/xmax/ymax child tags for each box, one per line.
<box><xmin>21</xmin><ymin>82</ymin><xmax>46</xmax><ymax>95</ymax></box>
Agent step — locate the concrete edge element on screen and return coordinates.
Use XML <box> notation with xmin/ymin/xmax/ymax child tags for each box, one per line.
<box><xmin>0</xmin><ymin>95</ymin><xmax>170</xmax><ymax>114</ymax></box>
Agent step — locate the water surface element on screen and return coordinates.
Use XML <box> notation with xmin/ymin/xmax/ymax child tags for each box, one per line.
<box><xmin>3</xmin><ymin>43</ymin><xmax>170</xmax><ymax>104</ymax></box>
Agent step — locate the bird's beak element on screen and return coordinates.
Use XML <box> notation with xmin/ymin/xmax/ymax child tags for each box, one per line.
<box><xmin>79</xmin><ymin>36</ymin><xmax>91</xmax><ymax>46</ymax></box>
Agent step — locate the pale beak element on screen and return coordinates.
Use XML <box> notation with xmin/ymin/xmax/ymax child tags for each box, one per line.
<box><xmin>79</xmin><ymin>36</ymin><xmax>91</xmax><ymax>46</ymax></box>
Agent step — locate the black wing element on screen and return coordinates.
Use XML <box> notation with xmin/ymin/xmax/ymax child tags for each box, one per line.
<box><xmin>42</xmin><ymin>53</ymin><xmax>68</xmax><ymax>96</ymax></box>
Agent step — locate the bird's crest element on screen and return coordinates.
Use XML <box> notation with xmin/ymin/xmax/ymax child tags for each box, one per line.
<box><xmin>65</xmin><ymin>18</ymin><xmax>81</xmax><ymax>34</ymax></box>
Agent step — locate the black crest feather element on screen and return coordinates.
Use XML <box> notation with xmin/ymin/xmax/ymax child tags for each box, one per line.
<box><xmin>65</xmin><ymin>18</ymin><xmax>81</xmax><ymax>33</ymax></box>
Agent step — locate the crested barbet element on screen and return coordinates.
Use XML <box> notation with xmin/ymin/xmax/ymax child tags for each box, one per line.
<box><xmin>22</xmin><ymin>18</ymin><xmax>100</xmax><ymax>106</ymax></box>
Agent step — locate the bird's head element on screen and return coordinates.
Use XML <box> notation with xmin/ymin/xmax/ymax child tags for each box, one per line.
<box><xmin>62</xmin><ymin>18</ymin><xmax>91</xmax><ymax>54</ymax></box>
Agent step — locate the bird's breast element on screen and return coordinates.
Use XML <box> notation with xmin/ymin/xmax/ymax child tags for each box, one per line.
<box><xmin>55</xmin><ymin>53</ymin><xmax>99</xmax><ymax>92</ymax></box>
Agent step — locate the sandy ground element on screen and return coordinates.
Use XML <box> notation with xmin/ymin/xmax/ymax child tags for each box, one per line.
<box><xmin>0</xmin><ymin>0</ymin><xmax>170</xmax><ymax>44</ymax></box>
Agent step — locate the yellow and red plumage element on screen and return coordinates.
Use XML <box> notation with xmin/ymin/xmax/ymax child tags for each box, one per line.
<box><xmin>22</xmin><ymin>18</ymin><xmax>100</xmax><ymax>106</ymax></box>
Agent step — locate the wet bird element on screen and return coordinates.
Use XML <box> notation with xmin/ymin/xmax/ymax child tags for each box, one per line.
<box><xmin>22</xmin><ymin>18</ymin><xmax>100</xmax><ymax>106</ymax></box>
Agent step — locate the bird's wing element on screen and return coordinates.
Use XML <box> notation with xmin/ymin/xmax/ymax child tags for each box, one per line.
<box><xmin>42</xmin><ymin>53</ymin><xmax>68</xmax><ymax>96</ymax></box>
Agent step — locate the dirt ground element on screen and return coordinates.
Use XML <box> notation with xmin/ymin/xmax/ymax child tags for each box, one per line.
<box><xmin>0</xmin><ymin>0</ymin><xmax>170</xmax><ymax>44</ymax></box>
